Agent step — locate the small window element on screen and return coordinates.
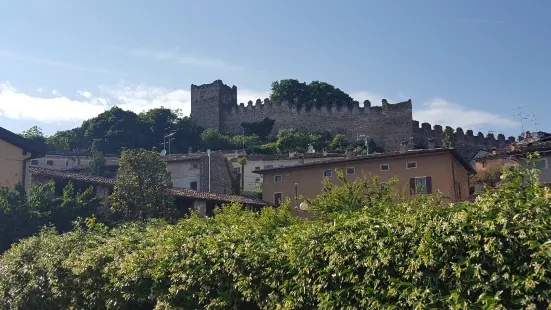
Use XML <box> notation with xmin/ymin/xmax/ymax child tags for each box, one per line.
<box><xmin>274</xmin><ymin>175</ymin><xmax>282</xmax><ymax>183</ymax></box>
<box><xmin>323</xmin><ymin>169</ymin><xmax>332</xmax><ymax>177</ymax></box>
<box><xmin>535</xmin><ymin>160</ymin><xmax>547</xmax><ymax>169</ymax></box>
<box><xmin>190</xmin><ymin>181</ymin><xmax>198</xmax><ymax>190</ymax></box>
<box><xmin>410</xmin><ymin>176</ymin><xmax>432</xmax><ymax>195</ymax></box>
<box><xmin>31</xmin><ymin>160</ymin><xmax>38</xmax><ymax>165</ymax></box>
<box><xmin>274</xmin><ymin>192</ymin><xmax>283</xmax><ymax>207</ymax></box>
<box><xmin>381</xmin><ymin>164</ymin><xmax>389</xmax><ymax>171</ymax></box>
<box><xmin>346</xmin><ymin>167</ymin><xmax>355</xmax><ymax>175</ymax></box>
<box><xmin>192</xmin><ymin>163</ymin><xmax>199</xmax><ymax>169</ymax></box>
<box><xmin>406</xmin><ymin>162</ymin><xmax>417</xmax><ymax>169</ymax></box>
<box><xmin>254</xmin><ymin>166</ymin><xmax>260</xmax><ymax>170</ymax></box>
<box><xmin>482</xmin><ymin>161</ymin><xmax>487</xmax><ymax>168</ymax></box>
<box><xmin>46</xmin><ymin>160</ymin><xmax>54</xmax><ymax>166</ymax></box>
<box><xmin>255</xmin><ymin>178</ymin><xmax>261</xmax><ymax>183</ymax></box>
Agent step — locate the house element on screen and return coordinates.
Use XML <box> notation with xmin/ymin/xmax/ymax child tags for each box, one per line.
<box><xmin>29</xmin><ymin>166</ymin><xmax>271</xmax><ymax>217</ymax></box>
<box><xmin>231</xmin><ymin>152</ymin><xmax>345</xmax><ymax>192</ymax></box>
<box><xmin>254</xmin><ymin>148</ymin><xmax>475</xmax><ymax>209</ymax></box>
<box><xmin>474</xmin><ymin>137</ymin><xmax>551</xmax><ymax>183</ymax></box>
<box><xmin>30</xmin><ymin>152</ymin><xmax>119</xmax><ymax>170</ymax></box>
<box><xmin>162</xmin><ymin>151</ymin><xmax>235</xmax><ymax>194</ymax></box>
<box><xmin>0</xmin><ymin>126</ymin><xmax>43</xmax><ymax>190</ymax></box>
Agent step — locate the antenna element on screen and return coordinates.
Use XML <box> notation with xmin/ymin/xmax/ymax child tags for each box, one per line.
<box><xmin>160</xmin><ymin>149</ymin><xmax>167</xmax><ymax>156</ymax></box>
<box><xmin>513</xmin><ymin>106</ymin><xmax>528</xmax><ymax>133</ymax></box>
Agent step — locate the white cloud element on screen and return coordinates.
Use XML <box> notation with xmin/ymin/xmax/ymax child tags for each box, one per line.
<box><xmin>51</xmin><ymin>89</ymin><xmax>59</xmax><ymax>96</ymax></box>
<box><xmin>77</xmin><ymin>90</ymin><xmax>92</xmax><ymax>98</ymax></box>
<box><xmin>36</xmin><ymin>87</ymin><xmax>43</xmax><ymax>93</ymax></box>
<box><xmin>130</xmin><ymin>48</ymin><xmax>244</xmax><ymax>71</ymax></box>
<box><xmin>0</xmin><ymin>82</ymin><xmax>104</xmax><ymax>122</ymax></box>
<box><xmin>413</xmin><ymin>97</ymin><xmax>519</xmax><ymax>132</ymax></box>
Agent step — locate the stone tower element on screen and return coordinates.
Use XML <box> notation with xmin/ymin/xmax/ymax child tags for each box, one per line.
<box><xmin>190</xmin><ymin>80</ymin><xmax>237</xmax><ymax>130</ymax></box>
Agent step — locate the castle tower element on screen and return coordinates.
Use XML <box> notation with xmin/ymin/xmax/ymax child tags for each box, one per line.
<box><xmin>190</xmin><ymin>80</ymin><xmax>237</xmax><ymax>130</ymax></box>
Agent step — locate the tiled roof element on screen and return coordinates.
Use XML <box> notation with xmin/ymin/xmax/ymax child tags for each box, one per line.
<box><xmin>30</xmin><ymin>167</ymin><xmax>115</xmax><ymax>186</ymax></box>
<box><xmin>235</xmin><ymin>153</ymin><xmax>345</xmax><ymax>162</ymax></box>
<box><xmin>478</xmin><ymin>140</ymin><xmax>551</xmax><ymax>160</ymax></box>
<box><xmin>29</xmin><ymin>167</ymin><xmax>271</xmax><ymax>207</ymax></box>
<box><xmin>0</xmin><ymin>126</ymin><xmax>43</xmax><ymax>154</ymax></box>
<box><xmin>253</xmin><ymin>148</ymin><xmax>476</xmax><ymax>174</ymax></box>
<box><xmin>170</xmin><ymin>188</ymin><xmax>272</xmax><ymax>206</ymax></box>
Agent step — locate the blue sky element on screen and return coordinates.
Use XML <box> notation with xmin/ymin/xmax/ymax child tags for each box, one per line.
<box><xmin>0</xmin><ymin>0</ymin><xmax>549</xmax><ymax>138</ymax></box>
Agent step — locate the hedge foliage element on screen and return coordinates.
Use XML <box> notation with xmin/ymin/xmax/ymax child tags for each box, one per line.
<box><xmin>1</xmin><ymin>158</ymin><xmax>551</xmax><ymax>309</ymax></box>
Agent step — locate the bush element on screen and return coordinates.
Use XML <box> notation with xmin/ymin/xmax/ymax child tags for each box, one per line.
<box><xmin>2</xmin><ymin>156</ymin><xmax>551</xmax><ymax>309</ymax></box>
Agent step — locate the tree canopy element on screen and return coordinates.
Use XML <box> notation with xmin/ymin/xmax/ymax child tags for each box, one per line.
<box><xmin>270</xmin><ymin>79</ymin><xmax>355</xmax><ymax>108</ymax></box>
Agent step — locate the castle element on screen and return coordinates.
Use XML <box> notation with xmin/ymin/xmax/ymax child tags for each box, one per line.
<box><xmin>191</xmin><ymin>80</ymin><xmax>515</xmax><ymax>160</ymax></box>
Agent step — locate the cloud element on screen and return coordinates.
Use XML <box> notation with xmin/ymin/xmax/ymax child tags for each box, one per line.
<box><xmin>413</xmin><ymin>97</ymin><xmax>519</xmax><ymax>133</ymax></box>
<box><xmin>0</xmin><ymin>49</ymin><xmax>116</xmax><ymax>74</ymax></box>
<box><xmin>0</xmin><ymin>82</ymin><xmax>105</xmax><ymax>122</ymax></box>
<box><xmin>51</xmin><ymin>89</ymin><xmax>60</xmax><ymax>96</ymax></box>
<box><xmin>77</xmin><ymin>90</ymin><xmax>92</xmax><ymax>98</ymax></box>
<box><xmin>350</xmin><ymin>91</ymin><xmax>389</xmax><ymax>106</ymax></box>
<box><xmin>130</xmin><ymin>48</ymin><xmax>244</xmax><ymax>71</ymax></box>
<box><xmin>36</xmin><ymin>87</ymin><xmax>43</xmax><ymax>93</ymax></box>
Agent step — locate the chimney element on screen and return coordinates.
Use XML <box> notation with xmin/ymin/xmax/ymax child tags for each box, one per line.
<box><xmin>491</xmin><ymin>147</ymin><xmax>497</xmax><ymax>155</ymax></box>
<box><xmin>509</xmin><ymin>143</ymin><xmax>517</xmax><ymax>152</ymax></box>
<box><xmin>188</xmin><ymin>147</ymin><xmax>192</xmax><ymax>155</ymax></box>
<box><xmin>400</xmin><ymin>141</ymin><xmax>408</xmax><ymax>152</ymax></box>
<box><xmin>323</xmin><ymin>149</ymin><xmax>328</xmax><ymax>156</ymax></box>
<box><xmin>298</xmin><ymin>155</ymin><xmax>304</xmax><ymax>165</ymax></box>
<box><xmin>289</xmin><ymin>152</ymin><xmax>295</xmax><ymax>159</ymax></box>
<box><xmin>427</xmin><ymin>138</ymin><xmax>435</xmax><ymax>150</ymax></box>
<box><xmin>525</xmin><ymin>131</ymin><xmax>532</xmax><ymax>139</ymax></box>
<box><xmin>345</xmin><ymin>149</ymin><xmax>354</xmax><ymax>159</ymax></box>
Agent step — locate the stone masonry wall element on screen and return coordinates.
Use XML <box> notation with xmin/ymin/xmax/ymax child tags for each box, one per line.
<box><xmin>199</xmin><ymin>152</ymin><xmax>233</xmax><ymax>194</ymax></box>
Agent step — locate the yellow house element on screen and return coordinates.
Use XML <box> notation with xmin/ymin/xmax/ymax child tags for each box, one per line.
<box><xmin>0</xmin><ymin>126</ymin><xmax>43</xmax><ymax>190</ymax></box>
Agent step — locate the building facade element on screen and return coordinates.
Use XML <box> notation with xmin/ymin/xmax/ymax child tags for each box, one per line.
<box><xmin>0</xmin><ymin>126</ymin><xmax>42</xmax><ymax>190</ymax></box>
<box><xmin>30</xmin><ymin>153</ymin><xmax>119</xmax><ymax>170</ymax></box>
<box><xmin>255</xmin><ymin>148</ymin><xmax>474</xmax><ymax>208</ymax></box>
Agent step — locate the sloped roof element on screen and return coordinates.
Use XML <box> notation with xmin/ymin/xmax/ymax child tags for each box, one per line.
<box><xmin>477</xmin><ymin>140</ymin><xmax>551</xmax><ymax>161</ymax></box>
<box><xmin>29</xmin><ymin>167</ymin><xmax>271</xmax><ymax>207</ymax></box>
<box><xmin>0</xmin><ymin>126</ymin><xmax>43</xmax><ymax>154</ymax></box>
<box><xmin>253</xmin><ymin>148</ymin><xmax>476</xmax><ymax>174</ymax></box>
<box><xmin>234</xmin><ymin>153</ymin><xmax>345</xmax><ymax>162</ymax></box>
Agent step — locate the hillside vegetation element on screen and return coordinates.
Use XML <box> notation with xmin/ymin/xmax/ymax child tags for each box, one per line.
<box><xmin>1</xmin><ymin>156</ymin><xmax>550</xmax><ymax>309</ymax></box>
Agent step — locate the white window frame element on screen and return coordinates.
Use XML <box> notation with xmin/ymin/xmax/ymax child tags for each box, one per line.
<box><xmin>381</xmin><ymin>164</ymin><xmax>389</xmax><ymax>171</ymax></box>
<box><xmin>274</xmin><ymin>175</ymin><xmax>283</xmax><ymax>183</ymax></box>
<box><xmin>406</xmin><ymin>161</ymin><xmax>418</xmax><ymax>169</ymax></box>
<box><xmin>413</xmin><ymin>176</ymin><xmax>428</xmax><ymax>194</ymax></box>
<box><xmin>346</xmin><ymin>167</ymin><xmax>355</xmax><ymax>175</ymax></box>
<box><xmin>323</xmin><ymin>169</ymin><xmax>332</xmax><ymax>177</ymax></box>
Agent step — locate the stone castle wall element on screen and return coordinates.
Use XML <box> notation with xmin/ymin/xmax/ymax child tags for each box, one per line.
<box><xmin>191</xmin><ymin>80</ymin><xmax>515</xmax><ymax>160</ymax></box>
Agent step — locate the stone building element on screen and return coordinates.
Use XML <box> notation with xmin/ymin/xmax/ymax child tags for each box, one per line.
<box><xmin>190</xmin><ymin>80</ymin><xmax>517</xmax><ymax>160</ymax></box>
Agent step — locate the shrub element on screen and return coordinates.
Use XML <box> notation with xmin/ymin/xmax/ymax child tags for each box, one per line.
<box><xmin>1</xmin><ymin>155</ymin><xmax>551</xmax><ymax>309</ymax></box>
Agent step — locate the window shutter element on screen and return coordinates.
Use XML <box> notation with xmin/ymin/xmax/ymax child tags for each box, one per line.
<box><xmin>409</xmin><ymin>178</ymin><xmax>415</xmax><ymax>194</ymax></box>
<box><xmin>426</xmin><ymin>176</ymin><xmax>432</xmax><ymax>194</ymax></box>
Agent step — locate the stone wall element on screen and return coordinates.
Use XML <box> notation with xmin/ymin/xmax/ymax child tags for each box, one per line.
<box><xmin>191</xmin><ymin>80</ymin><xmax>413</xmax><ymax>152</ymax></box>
<box><xmin>199</xmin><ymin>152</ymin><xmax>233</xmax><ymax>194</ymax></box>
<box><xmin>412</xmin><ymin>121</ymin><xmax>516</xmax><ymax>161</ymax></box>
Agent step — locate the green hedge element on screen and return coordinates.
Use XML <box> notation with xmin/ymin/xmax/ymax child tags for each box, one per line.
<box><xmin>1</xmin><ymin>163</ymin><xmax>551</xmax><ymax>309</ymax></box>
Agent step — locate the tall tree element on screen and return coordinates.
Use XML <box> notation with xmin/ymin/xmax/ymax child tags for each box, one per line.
<box><xmin>443</xmin><ymin>127</ymin><xmax>456</xmax><ymax>148</ymax></box>
<box><xmin>110</xmin><ymin>149</ymin><xmax>175</xmax><ymax>222</ymax></box>
<box><xmin>20</xmin><ymin>126</ymin><xmax>46</xmax><ymax>150</ymax></box>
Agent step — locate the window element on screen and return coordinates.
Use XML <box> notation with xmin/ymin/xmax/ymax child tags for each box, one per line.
<box><xmin>323</xmin><ymin>169</ymin><xmax>332</xmax><ymax>177</ymax></box>
<box><xmin>535</xmin><ymin>159</ymin><xmax>547</xmax><ymax>169</ymax></box>
<box><xmin>274</xmin><ymin>175</ymin><xmax>282</xmax><ymax>183</ymax></box>
<box><xmin>381</xmin><ymin>164</ymin><xmax>389</xmax><ymax>171</ymax></box>
<box><xmin>190</xmin><ymin>181</ymin><xmax>198</xmax><ymax>190</ymax></box>
<box><xmin>410</xmin><ymin>176</ymin><xmax>432</xmax><ymax>195</ymax></box>
<box><xmin>255</xmin><ymin>178</ymin><xmax>261</xmax><ymax>183</ymax></box>
<box><xmin>274</xmin><ymin>192</ymin><xmax>283</xmax><ymax>207</ymax></box>
<box><xmin>192</xmin><ymin>163</ymin><xmax>199</xmax><ymax>169</ymax></box>
<box><xmin>31</xmin><ymin>160</ymin><xmax>38</xmax><ymax>165</ymax></box>
<box><xmin>254</xmin><ymin>166</ymin><xmax>260</xmax><ymax>171</ymax></box>
<box><xmin>482</xmin><ymin>161</ymin><xmax>487</xmax><ymax>168</ymax></box>
<box><xmin>346</xmin><ymin>167</ymin><xmax>355</xmax><ymax>175</ymax></box>
<box><xmin>380</xmin><ymin>181</ymin><xmax>387</xmax><ymax>188</ymax></box>
<box><xmin>406</xmin><ymin>161</ymin><xmax>417</xmax><ymax>169</ymax></box>
<box><xmin>46</xmin><ymin>160</ymin><xmax>54</xmax><ymax>166</ymax></box>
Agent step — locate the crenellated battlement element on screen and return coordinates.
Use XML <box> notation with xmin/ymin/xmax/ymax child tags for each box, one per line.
<box><xmin>412</xmin><ymin>121</ymin><xmax>516</xmax><ymax>160</ymax></box>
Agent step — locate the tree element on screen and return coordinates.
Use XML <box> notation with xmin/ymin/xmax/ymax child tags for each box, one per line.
<box><xmin>88</xmin><ymin>150</ymin><xmax>105</xmax><ymax>176</ymax></box>
<box><xmin>241</xmin><ymin>117</ymin><xmax>275</xmax><ymax>140</ymax></box>
<box><xmin>236</xmin><ymin>157</ymin><xmax>248</xmax><ymax>192</ymax></box>
<box><xmin>270</xmin><ymin>79</ymin><xmax>355</xmax><ymax>108</ymax></box>
<box><xmin>329</xmin><ymin>134</ymin><xmax>348</xmax><ymax>151</ymax></box>
<box><xmin>200</xmin><ymin>128</ymin><xmax>230</xmax><ymax>150</ymax></box>
<box><xmin>275</xmin><ymin>129</ymin><xmax>310</xmax><ymax>153</ymax></box>
<box><xmin>110</xmin><ymin>149</ymin><xmax>175</xmax><ymax>222</ymax></box>
<box><xmin>443</xmin><ymin>126</ymin><xmax>456</xmax><ymax>148</ymax></box>
<box><xmin>20</xmin><ymin>126</ymin><xmax>46</xmax><ymax>150</ymax></box>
